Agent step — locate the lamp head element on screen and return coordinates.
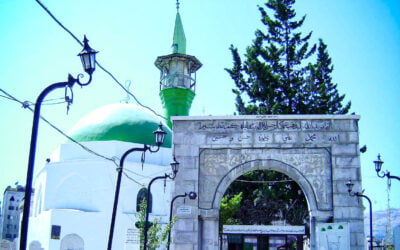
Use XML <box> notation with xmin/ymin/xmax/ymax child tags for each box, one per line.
<box><xmin>170</xmin><ymin>156</ymin><xmax>179</xmax><ymax>174</ymax></box>
<box><xmin>373</xmin><ymin>154</ymin><xmax>384</xmax><ymax>173</ymax></box>
<box><xmin>346</xmin><ymin>179</ymin><xmax>354</xmax><ymax>193</ymax></box>
<box><xmin>188</xmin><ymin>191</ymin><xmax>197</xmax><ymax>200</ymax></box>
<box><xmin>153</xmin><ymin>123</ymin><xmax>167</xmax><ymax>147</ymax></box>
<box><xmin>78</xmin><ymin>35</ymin><xmax>98</xmax><ymax>75</ymax></box>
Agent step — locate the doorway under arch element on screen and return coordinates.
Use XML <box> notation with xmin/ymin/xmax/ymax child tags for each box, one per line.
<box><xmin>219</xmin><ymin>168</ymin><xmax>311</xmax><ymax>249</ymax></box>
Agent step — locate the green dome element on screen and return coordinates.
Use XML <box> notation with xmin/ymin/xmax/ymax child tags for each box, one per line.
<box><xmin>68</xmin><ymin>103</ymin><xmax>171</xmax><ymax>147</ymax></box>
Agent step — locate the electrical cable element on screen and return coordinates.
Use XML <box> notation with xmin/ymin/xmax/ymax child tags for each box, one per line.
<box><xmin>34</xmin><ymin>0</ymin><xmax>167</xmax><ymax>121</ymax></box>
<box><xmin>124</xmin><ymin>167</ymin><xmax>170</xmax><ymax>179</ymax></box>
<box><xmin>0</xmin><ymin>88</ymin><xmax>119</xmax><ymax>166</ymax></box>
<box><xmin>41</xmin><ymin>101</ymin><xmax>68</xmax><ymax>106</ymax></box>
<box><xmin>1</xmin><ymin>89</ymin><xmax>173</xmax><ymax>189</ymax></box>
<box><xmin>0</xmin><ymin>94</ymin><xmax>18</xmax><ymax>101</ymax></box>
<box><xmin>124</xmin><ymin>168</ymin><xmax>149</xmax><ymax>179</ymax></box>
<box><xmin>122</xmin><ymin>171</ymin><xmax>145</xmax><ymax>187</ymax></box>
<box><xmin>234</xmin><ymin>179</ymin><xmax>294</xmax><ymax>184</ymax></box>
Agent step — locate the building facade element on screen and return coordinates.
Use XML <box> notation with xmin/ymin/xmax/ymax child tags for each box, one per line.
<box><xmin>1</xmin><ymin>185</ymin><xmax>25</xmax><ymax>241</ymax></box>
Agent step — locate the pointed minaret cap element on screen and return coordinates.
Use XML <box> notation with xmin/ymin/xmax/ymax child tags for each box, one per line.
<box><xmin>172</xmin><ymin>1</ymin><xmax>186</xmax><ymax>54</ymax></box>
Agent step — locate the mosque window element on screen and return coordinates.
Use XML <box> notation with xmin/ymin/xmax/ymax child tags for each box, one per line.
<box><xmin>136</xmin><ymin>188</ymin><xmax>152</xmax><ymax>213</ymax></box>
<box><xmin>51</xmin><ymin>225</ymin><xmax>61</xmax><ymax>240</ymax></box>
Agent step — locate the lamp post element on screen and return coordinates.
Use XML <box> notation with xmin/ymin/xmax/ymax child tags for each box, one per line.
<box><xmin>373</xmin><ymin>154</ymin><xmax>400</xmax><ymax>182</ymax></box>
<box><xmin>346</xmin><ymin>179</ymin><xmax>373</xmax><ymax>250</ymax></box>
<box><xmin>143</xmin><ymin>158</ymin><xmax>179</xmax><ymax>250</ymax></box>
<box><xmin>167</xmin><ymin>191</ymin><xmax>197</xmax><ymax>250</ymax></box>
<box><xmin>107</xmin><ymin>123</ymin><xmax>167</xmax><ymax>250</ymax></box>
<box><xmin>19</xmin><ymin>36</ymin><xmax>97</xmax><ymax>250</ymax></box>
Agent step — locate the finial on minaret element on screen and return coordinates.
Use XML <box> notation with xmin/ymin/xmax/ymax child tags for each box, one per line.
<box><xmin>171</xmin><ymin>2</ymin><xmax>186</xmax><ymax>54</ymax></box>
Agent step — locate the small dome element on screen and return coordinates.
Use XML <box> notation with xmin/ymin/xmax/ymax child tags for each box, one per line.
<box><xmin>68</xmin><ymin>103</ymin><xmax>171</xmax><ymax>147</ymax></box>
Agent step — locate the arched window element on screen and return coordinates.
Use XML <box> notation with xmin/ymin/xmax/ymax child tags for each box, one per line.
<box><xmin>9</xmin><ymin>196</ymin><xmax>15</xmax><ymax>202</ymax></box>
<box><xmin>136</xmin><ymin>188</ymin><xmax>152</xmax><ymax>213</ymax></box>
<box><xmin>60</xmin><ymin>234</ymin><xmax>84</xmax><ymax>250</ymax></box>
<box><xmin>29</xmin><ymin>240</ymin><xmax>43</xmax><ymax>250</ymax></box>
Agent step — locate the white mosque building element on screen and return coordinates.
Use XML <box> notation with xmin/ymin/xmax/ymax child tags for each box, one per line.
<box><xmin>27</xmin><ymin>4</ymin><xmax>201</xmax><ymax>249</ymax></box>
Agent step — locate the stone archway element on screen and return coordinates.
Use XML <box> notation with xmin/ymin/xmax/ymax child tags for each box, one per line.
<box><xmin>196</xmin><ymin>148</ymin><xmax>334</xmax><ymax>249</ymax></box>
<box><xmin>172</xmin><ymin>115</ymin><xmax>365</xmax><ymax>250</ymax></box>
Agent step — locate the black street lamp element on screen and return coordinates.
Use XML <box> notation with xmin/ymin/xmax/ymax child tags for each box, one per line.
<box><xmin>143</xmin><ymin>158</ymin><xmax>179</xmax><ymax>250</ymax></box>
<box><xmin>19</xmin><ymin>36</ymin><xmax>98</xmax><ymax>250</ymax></box>
<box><xmin>373</xmin><ymin>154</ymin><xmax>400</xmax><ymax>182</ymax></box>
<box><xmin>167</xmin><ymin>191</ymin><xmax>197</xmax><ymax>250</ymax></box>
<box><xmin>346</xmin><ymin>179</ymin><xmax>373</xmax><ymax>250</ymax></box>
<box><xmin>107</xmin><ymin>123</ymin><xmax>167</xmax><ymax>250</ymax></box>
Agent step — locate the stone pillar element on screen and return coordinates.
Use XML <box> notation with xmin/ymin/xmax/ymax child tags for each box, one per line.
<box><xmin>331</xmin><ymin>130</ymin><xmax>365</xmax><ymax>249</ymax></box>
<box><xmin>173</xmin><ymin>217</ymin><xmax>198</xmax><ymax>250</ymax></box>
<box><xmin>199</xmin><ymin>209</ymin><xmax>219</xmax><ymax>250</ymax></box>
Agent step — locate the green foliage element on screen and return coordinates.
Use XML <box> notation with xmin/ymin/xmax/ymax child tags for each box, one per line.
<box><xmin>219</xmin><ymin>192</ymin><xmax>243</xmax><ymax>231</ymax></box>
<box><xmin>306</xmin><ymin>39</ymin><xmax>351</xmax><ymax>114</ymax></box>
<box><xmin>226</xmin><ymin>0</ymin><xmax>350</xmax><ymax>115</ymax></box>
<box><xmin>135</xmin><ymin>199</ymin><xmax>176</xmax><ymax>250</ymax></box>
<box><xmin>222</xmin><ymin>170</ymin><xmax>309</xmax><ymax>227</ymax></box>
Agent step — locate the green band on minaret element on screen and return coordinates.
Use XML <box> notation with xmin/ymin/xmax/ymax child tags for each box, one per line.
<box><xmin>160</xmin><ymin>88</ymin><xmax>195</xmax><ymax>128</ymax></box>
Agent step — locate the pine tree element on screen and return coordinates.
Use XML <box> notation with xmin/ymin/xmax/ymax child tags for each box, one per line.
<box><xmin>226</xmin><ymin>0</ymin><xmax>350</xmax><ymax>115</ymax></box>
<box><xmin>306</xmin><ymin>39</ymin><xmax>351</xmax><ymax>114</ymax></box>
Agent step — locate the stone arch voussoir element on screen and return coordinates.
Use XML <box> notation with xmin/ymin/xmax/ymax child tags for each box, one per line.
<box><xmin>212</xmin><ymin>159</ymin><xmax>318</xmax><ymax>213</ymax></box>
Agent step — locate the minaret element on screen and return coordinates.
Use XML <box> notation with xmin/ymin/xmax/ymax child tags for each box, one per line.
<box><xmin>155</xmin><ymin>0</ymin><xmax>202</xmax><ymax>128</ymax></box>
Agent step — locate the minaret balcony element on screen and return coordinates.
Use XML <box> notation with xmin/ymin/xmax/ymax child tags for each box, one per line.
<box><xmin>160</xmin><ymin>73</ymin><xmax>196</xmax><ymax>92</ymax></box>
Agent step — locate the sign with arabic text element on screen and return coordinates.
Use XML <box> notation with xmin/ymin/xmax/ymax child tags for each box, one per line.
<box><xmin>223</xmin><ymin>225</ymin><xmax>305</xmax><ymax>235</ymax></box>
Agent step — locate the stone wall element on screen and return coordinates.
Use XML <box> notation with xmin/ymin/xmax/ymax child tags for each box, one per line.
<box><xmin>171</xmin><ymin>115</ymin><xmax>365</xmax><ymax>250</ymax></box>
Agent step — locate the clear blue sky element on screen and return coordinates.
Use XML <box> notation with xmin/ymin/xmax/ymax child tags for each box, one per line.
<box><xmin>0</xmin><ymin>0</ymin><xmax>399</xmax><ymax>211</ymax></box>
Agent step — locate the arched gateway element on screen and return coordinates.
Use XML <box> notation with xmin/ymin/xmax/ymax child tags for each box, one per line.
<box><xmin>171</xmin><ymin>115</ymin><xmax>365</xmax><ymax>249</ymax></box>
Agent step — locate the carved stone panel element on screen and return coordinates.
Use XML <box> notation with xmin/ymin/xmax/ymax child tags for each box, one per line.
<box><xmin>199</xmin><ymin>148</ymin><xmax>332</xmax><ymax>211</ymax></box>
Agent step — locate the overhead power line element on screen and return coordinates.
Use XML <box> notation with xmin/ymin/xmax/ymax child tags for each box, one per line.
<box><xmin>1</xmin><ymin>88</ymin><xmax>162</xmax><ymax>185</ymax></box>
<box><xmin>234</xmin><ymin>179</ymin><xmax>295</xmax><ymax>184</ymax></box>
<box><xmin>0</xmin><ymin>89</ymin><xmax>174</xmax><ymax>191</ymax></box>
<box><xmin>123</xmin><ymin>171</ymin><xmax>144</xmax><ymax>186</ymax></box>
<box><xmin>0</xmin><ymin>88</ymin><xmax>119</xmax><ymax>165</ymax></box>
<box><xmin>34</xmin><ymin>0</ymin><xmax>167</xmax><ymax>121</ymax></box>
